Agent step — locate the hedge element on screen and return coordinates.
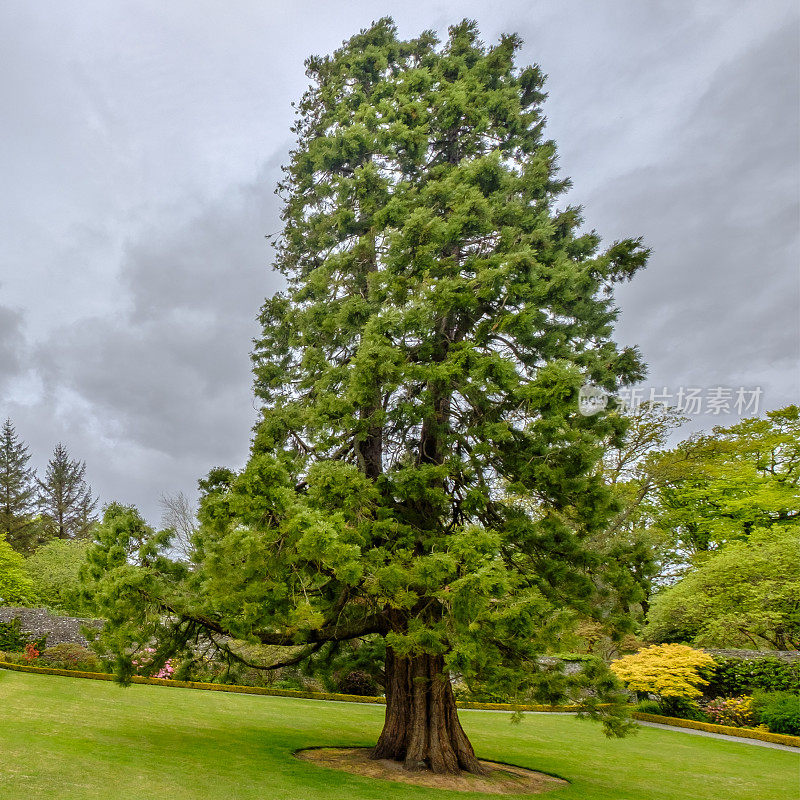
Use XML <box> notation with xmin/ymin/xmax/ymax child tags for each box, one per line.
<box><xmin>632</xmin><ymin>711</ymin><xmax>800</xmax><ymax>748</ymax></box>
<box><xmin>706</xmin><ymin>656</ymin><xmax>800</xmax><ymax>697</ymax></box>
<box><xmin>0</xmin><ymin>661</ymin><xmax>386</xmax><ymax>703</ymax></box>
<box><xmin>0</xmin><ymin>660</ymin><xmax>593</xmax><ymax>711</ymax></box>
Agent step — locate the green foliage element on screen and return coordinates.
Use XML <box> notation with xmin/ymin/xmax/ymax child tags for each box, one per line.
<box><xmin>38</xmin><ymin>643</ymin><xmax>103</xmax><ymax>672</ymax></box>
<box><xmin>657</xmin><ymin>698</ymin><xmax>710</xmax><ymax>721</ymax></box>
<box><xmin>333</xmin><ymin>669</ymin><xmax>379</xmax><ymax>696</ymax></box>
<box><xmin>25</xmin><ymin>538</ymin><xmax>92</xmax><ymax>613</ymax></box>
<box><xmin>649</xmin><ymin>406</ymin><xmax>800</xmax><ymax>559</ymax></box>
<box><xmin>0</xmin><ymin>419</ymin><xmax>38</xmax><ymax>554</ymax></box>
<box><xmin>0</xmin><ymin>533</ymin><xmax>35</xmax><ymax>606</ymax></box>
<box><xmin>645</xmin><ymin>526</ymin><xmax>800</xmax><ymax>649</ymax></box>
<box><xmin>83</xmin><ymin>18</ymin><xmax>649</xmax><ymax>740</ymax></box>
<box><xmin>306</xmin><ymin>637</ymin><xmax>387</xmax><ymax>694</ymax></box>
<box><xmin>80</xmin><ymin>503</ymin><xmax>182</xmax><ymax>684</ymax></box>
<box><xmin>594</xmin><ymin>403</ymin><xmax>689</xmax><ymax>605</ymax></box>
<box><xmin>0</xmin><ymin>619</ymin><xmax>28</xmax><ymax>651</ymax></box>
<box><xmin>634</xmin><ymin>699</ymin><xmax>662</xmax><ymax>715</ymax></box>
<box><xmin>0</xmin><ymin>618</ymin><xmax>46</xmax><ymax>654</ymax></box>
<box><xmin>706</xmin><ymin>657</ymin><xmax>800</xmax><ymax>696</ymax></box>
<box><xmin>752</xmin><ymin>691</ymin><xmax>800</xmax><ymax>735</ymax></box>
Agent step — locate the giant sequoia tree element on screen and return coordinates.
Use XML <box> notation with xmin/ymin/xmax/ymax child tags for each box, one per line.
<box><xmin>85</xmin><ymin>20</ymin><xmax>649</xmax><ymax>775</ymax></box>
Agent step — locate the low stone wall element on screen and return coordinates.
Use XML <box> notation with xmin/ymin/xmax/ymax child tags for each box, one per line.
<box><xmin>704</xmin><ymin>649</ymin><xmax>800</xmax><ymax>662</ymax></box>
<box><xmin>0</xmin><ymin>607</ymin><xmax>103</xmax><ymax>647</ymax></box>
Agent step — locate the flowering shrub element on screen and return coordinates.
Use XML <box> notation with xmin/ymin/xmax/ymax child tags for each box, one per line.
<box><xmin>702</xmin><ymin>695</ymin><xmax>755</xmax><ymax>727</ymax></box>
<box><xmin>132</xmin><ymin>647</ymin><xmax>175</xmax><ymax>679</ymax></box>
<box><xmin>23</xmin><ymin>643</ymin><xmax>40</xmax><ymax>662</ymax></box>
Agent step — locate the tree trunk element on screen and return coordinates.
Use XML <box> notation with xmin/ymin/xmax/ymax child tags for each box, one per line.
<box><xmin>371</xmin><ymin>648</ymin><xmax>485</xmax><ymax>775</ymax></box>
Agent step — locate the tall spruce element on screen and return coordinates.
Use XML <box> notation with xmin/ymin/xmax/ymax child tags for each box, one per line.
<box><xmin>0</xmin><ymin>419</ymin><xmax>37</xmax><ymax>553</ymax></box>
<box><xmin>38</xmin><ymin>442</ymin><xmax>97</xmax><ymax>540</ymax></box>
<box><xmin>84</xmin><ymin>20</ymin><xmax>649</xmax><ymax>775</ymax></box>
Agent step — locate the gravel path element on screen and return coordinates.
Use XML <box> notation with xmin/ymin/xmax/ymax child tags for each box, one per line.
<box><xmin>631</xmin><ymin>720</ymin><xmax>798</xmax><ymax>752</ymax></box>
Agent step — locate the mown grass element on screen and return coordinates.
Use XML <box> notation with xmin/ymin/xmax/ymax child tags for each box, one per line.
<box><xmin>0</xmin><ymin>669</ymin><xmax>796</xmax><ymax>799</ymax></box>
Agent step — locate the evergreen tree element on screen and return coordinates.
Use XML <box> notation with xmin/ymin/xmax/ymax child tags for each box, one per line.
<box><xmin>37</xmin><ymin>443</ymin><xmax>97</xmax><ymax>540</ymax></box>
<box><xmin>84</xmin><ymin>19</ymin><xmax>649</xmax><ymax>775</ymax></box>
<box><xmin>0</xmin><ymin>419</ymin><xmax>38</xmax><ymax>554</ymax></box>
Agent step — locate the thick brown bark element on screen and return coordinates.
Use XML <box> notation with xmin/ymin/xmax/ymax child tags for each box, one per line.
<box><xmin>371</xmin><ymin>648</ymin><xmax>485</xmax><ymax>775</ymax></box>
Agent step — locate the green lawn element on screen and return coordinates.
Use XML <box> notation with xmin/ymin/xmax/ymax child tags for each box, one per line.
<box><xmin>0</xmin><ymin>670</ymin><xmax>796</xmax><ymax>800</ymax></box>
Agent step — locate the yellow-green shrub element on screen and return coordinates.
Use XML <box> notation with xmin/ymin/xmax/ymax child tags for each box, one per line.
<box><xmin>611</xmin><ymin>644</ymin><xmax>717</xmax><ymax>701</ymax></box>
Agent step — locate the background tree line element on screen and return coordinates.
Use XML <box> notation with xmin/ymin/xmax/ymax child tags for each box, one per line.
<box><xmin>597</xmin><ymin>402</ymin><xmax>799</xmax><ymax>653</ymax></box>
<box><xmin>0</xmin><ymin>419</ymin><xmax>97</xmax><ymax>554</ymax></box>
<box><xmin>0</xmin><ymin>419</ymin><xmax>97</xmax><ymax>609</ymax></box>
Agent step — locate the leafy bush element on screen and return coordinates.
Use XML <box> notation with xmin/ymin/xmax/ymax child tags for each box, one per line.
<box><xmin>25</xmin><ymin>539</ymin><xmax>92</xmax><ymax>614</ymax></box>
<box><xmin>706</xmin><ymin>656</ymin><xmax>800</xmax><ymax>696</ymax></box>
<box><xmin>752</xmin><ymin>691</ymin><xmax>800</xmax><ymax>736</ymax></box>
<box><xmin>632</xmin><ymin>697</ymin><xmax>709</xmax><ymax>721</ymax></box>
<box><xmin>0</xmin><ymin>619</ymin><xmax>27</xmax><ymax>652</ymax></box>
<box><xmin>644</xmin><ymin>527</ymin><xmax>800</xmax><ymax>650</ymax></box>
<box><xmin>0</xmin><ymin>534</ymin><xmax>35</xmax><ymax>605</ymax></box>
<box><xmin>334</xmin><ymin>669</ymin><xmax>379</xmax><ymax>696</ymax></box>
<box><xmin>39</xmin><ymin>643</ymin><xmax>103</xmax><ymax>672</ymax></box>
<box><xmin>702</xmin><ymin>696</ymin><xmax>755</xmax><ymax>727</ymax></box>
<box><xmin>0</xmin><ymin>619</ymin><xmax>45</xmax><ymax>653</ymax></box>
<box><xmin>611</xmin><ymin>644</ymin><xmax>717</xmax><ymax>702</ymax></box>
<box><xmin>659</xmin><ymin>697</ymin><xmax>709</xmax><ymax>721</ymax></box>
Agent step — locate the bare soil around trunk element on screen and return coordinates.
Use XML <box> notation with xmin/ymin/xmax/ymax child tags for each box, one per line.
<box><xmin>294</xmin><ymin>747</ymin><xmax>568</xmax><ymax>795</ymax></box>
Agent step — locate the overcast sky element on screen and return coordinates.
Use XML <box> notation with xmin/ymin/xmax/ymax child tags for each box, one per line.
<box><xmin>1</xmin><ymin>0</ymin><xmax>798</xmax><ymax>525</ymax></box>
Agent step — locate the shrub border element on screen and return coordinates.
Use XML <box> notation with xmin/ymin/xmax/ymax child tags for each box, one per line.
<box><xmin>632</xmin><ymin>711</ymin><xmax>800</xmax><ymax>748</ymax></box>
<box><xmin>0</xmin><ymin>660</ymin><xmax>593</xmax><ymax>711</ymax></box>
<box><xmin>0</xmin><ymin>660</ymin><xmax>386</xmax><ymax>703</ymax></box>
<box><xmin>2</xmin><ymin>660</ymin><xmax>797</xmax><ymax>748</ymax></box>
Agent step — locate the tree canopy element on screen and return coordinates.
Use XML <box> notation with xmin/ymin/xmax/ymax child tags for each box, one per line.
<box><xmin>25</xmin><ymin>538</ymin><xmax>93</xmax><ymax>614</ymax></box>
<box><xmin>645</xmin><ymin>525</ymin><xmax>800</xmax><ymax>650</ymax></box>
<box><xmin>84</xmin><ymin>18</ymin><xmax>650</xmax><ymax>775</ymax></box>
<box><xmin>649</xmin><ymin>405</ymin><xmax>800</xmax><ymax>558</ymax></box>
<box><xmin>0</xmin><ymin>533</ymin><xmax>34</xmax><ymax>606</ymax></box>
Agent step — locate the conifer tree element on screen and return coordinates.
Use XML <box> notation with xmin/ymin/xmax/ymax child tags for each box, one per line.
<box><xmin>0</xmin><ymin>419</ymin><xmax>37</xmax><ymax>553</ymax></box>
<box><xmin>85</xmin><ymin>19</ymin><xmax>649</xmax><ymax>775</ymax></box>
<box><xmin>37</xmin><ymin>443</ymin><xmax>97</xmax><ymax>540</ymax></box>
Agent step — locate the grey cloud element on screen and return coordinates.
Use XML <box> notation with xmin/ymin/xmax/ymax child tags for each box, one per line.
<box><xmin>122</xmin><ymin>157</ymin><xmax>286</xmax><ymax>322</ymax></box>
<box><xmin>27</xmin><ymin>161</ymin><xmax>284</xmax><ymax>517</ymax></box>
<box><xmin>579</xmin><ymin>22</ymin><xmax>800</xmax><ymax>418</ymax></box>
<box><xmin>0</xmin><ymin>1</ymin><xmax>796</xmax><ymax>520</ymax></box>
<box><xmin>0</xmin><ymin>306</ymin><xmax>24</xmax><ymax>388</ymax></box>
